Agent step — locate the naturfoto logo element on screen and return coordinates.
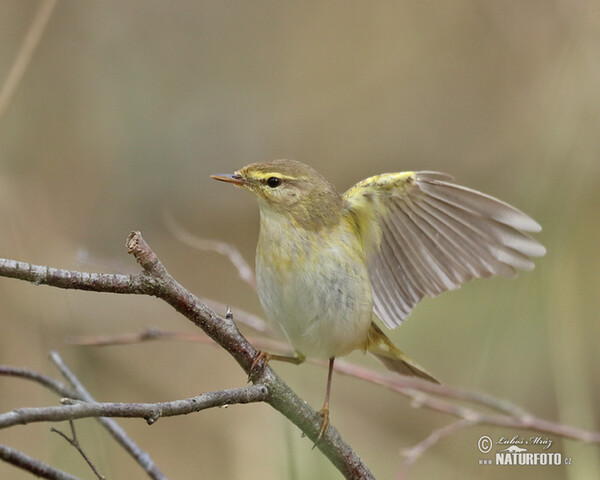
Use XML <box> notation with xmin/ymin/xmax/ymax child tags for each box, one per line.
<box><xmin>478</xmin><ymin>434</ymin><xmax>571</xmax><ymax>467</ymax></box>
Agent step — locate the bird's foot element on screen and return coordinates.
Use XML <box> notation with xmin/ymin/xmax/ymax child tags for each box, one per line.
<box><xmin>313</xmin><ymin>404</ymin><xmax>330</xmax><ymax>448</ymax></box>
<box><xmin>248</xmin><ymin>350</ymin><xmax>271</xmax><ymax>382</ymax></box>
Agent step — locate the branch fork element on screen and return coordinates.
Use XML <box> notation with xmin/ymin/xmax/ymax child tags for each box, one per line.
<box><xmin>0</xmin><ymin>231</ymin><xmax>598</xmax><ymax>479</ymax></box>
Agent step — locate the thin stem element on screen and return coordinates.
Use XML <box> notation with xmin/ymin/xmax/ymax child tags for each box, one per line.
<box><xmin>0</xmin><ymin>366</ymin><xmax>77</xmax><ymax>398</ymax></box>
<box><xmin>50</xmin><ymin>352</ymin><xmax>167</xmax><ymax>480</ymax></box>
<box><xmin>0</xmin><ymin>386</ymin><xmax>269</xmax><ymax>429</ymax></box>
<box><xmin>396</xmin><ymin>419</ymin><xmax>473</xmax><ymax>479</ymax></box>
<box><xmin>0</xmin><ymin>0</ymin><xmax>58</xmax><ymax>126</ymax></box>
<box><xmin>50</xmin><ymin>420</ymin><xmax>105</xmax><ymax>480</ymax></box>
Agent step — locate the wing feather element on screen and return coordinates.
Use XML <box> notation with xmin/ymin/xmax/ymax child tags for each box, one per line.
<box><xmin>419</xmin><ymin>196</ymin><xmax>521</xmax><ymax>276</ymax></box>
<box><xmin>343</xmin><ymin>171</ymin><xmax>545</xmax><ymax>329</ymax></box>
<box><xmin>406</xmin><ymin>201</ymin><xmax>474</xmax><ymax>282</ymax></box>
<box><xmin>418</xmin><ymin>180</ymin><xmax>542</xmax><ymax>232</ymax></box>
<box><xmin>383</xmin><ymin>217</ymin><xmax>435</xmax><ymax>294</ymax></box>
<box><xmin>386</xmin><ymin>210</ymin><xmax>446</xmax><ymax>294</ymax></box>
<box><xmin>421</xmin><ymin>193</ymin><xmax>537</xmax><ymax>271</ymax></box>
<box><xmin>393</xmin><ymin>201</ymin><xmax>458</xmax><ymax>291</ymax></box>
<box><xmin>371</xmin><ymin>255</ymin><xmax>411</xmax><ymax>320</ymax></box>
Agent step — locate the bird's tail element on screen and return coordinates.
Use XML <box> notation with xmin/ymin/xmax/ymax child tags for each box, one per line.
<box><xmin>366</xmin><ymin>322</ymin><xmax>440</xmax><ymax>384</ymax></box>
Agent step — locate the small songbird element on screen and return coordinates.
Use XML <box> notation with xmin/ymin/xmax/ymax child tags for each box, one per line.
<box><xmin>211</xmin><ymin>160</ymin><xmax>545</xmax><ymax>439</ymax></box>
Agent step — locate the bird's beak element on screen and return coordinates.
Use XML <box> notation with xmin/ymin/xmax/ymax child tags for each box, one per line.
<box><xmin>210</xmin><ymin>172</ymin><xmax>245</xmax><ymax>186</ymax></box>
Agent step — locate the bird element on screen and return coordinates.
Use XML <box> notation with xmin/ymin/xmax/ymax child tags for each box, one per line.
<box><xmin>211</xmin><ymin>159</ymin><xmax>545</xmax><ymax>439</ymax></box>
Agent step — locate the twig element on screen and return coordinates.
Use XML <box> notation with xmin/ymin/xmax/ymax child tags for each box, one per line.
<box><xmin>50</xmin><ymin>421</ymin><xmax>105</xmax><ymax>480</ymax></box>
<box><xmin>0</xmin><ymin>366</ymin><xmax>77</xmax><ymax>399</ymax></box>
<box><xmin>2</xmin><ymin>230</ymin><xmax>599</xmax><ymax>477</ymax></box>
<box><xmin>0</xmin><ymin>232</ymin><xmax>375</xmax><ymax>480</ymax></box>
<box><xmin>0</xmin><ymin>0</ymin><xmax>58</xmax><ymax>126</ymax></box>
<box><xmin>332</xmin><ymin>361</ymin><xmax>527</xmax><ymax>417</ymax></box>
<box><xmin>396</xmin><ymin>419</ymin><xmax>473</xmax><ymax>479</ymax></box>
<box><xmin>163</xmin><ymin>210</ymin><xmax>257</xmax><ymax>291</ymax></box>
<box><xmin>66</xmin><ymin>328</ymin><xmax>195</xmax><ymax>346</ymax></box>
<box><xmin>64</xmin><ymin>328</ymin><xmax>600</xmax><ymax>446</ymax></box>
<box><xmin>0</xmin><ymin>258</ymin><xmax>142</xmax><ymax>293</ymax></box>
<box><xmin>201</xmin><ymin>299</ymin><xmax>271</xmax><ymax>333</ymax></box>
<box><xmin>49</xmin><ymin>352</ymin><xmax>168</xmax><ymax>480</ymax></box>
<box><xmin>0</xmin><ymin>386</ymin><xmax>269</xmax><ymax>429</ymax></box>
<box><xmin>331</xmin><ymin>361</ymin><xmax>600</xmax><ymax>443</ymax></box>
<box><xmin>0</xmin><ymin>357</ymin><xmax>168</xmax><ymax>480</ymax></box>
<box><xmin>0</xmin><ymin>444</ymin><xmax>81</xmax><ymax>480</ymax></box>
<box><xmin>66</xmin><ymin>328</ymin><xmax>282</xmax><ymax>349</ymax></box>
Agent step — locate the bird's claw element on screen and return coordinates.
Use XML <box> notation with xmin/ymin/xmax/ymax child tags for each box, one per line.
<box><xmin>313</xmin><ymin>405</ymin><xmax>330</xmax><ymax>448</ymax></box>
<box><xmin>248</xmin><ymin>350</ymin><xmax>271</xmax><ymax>382</ymax></box>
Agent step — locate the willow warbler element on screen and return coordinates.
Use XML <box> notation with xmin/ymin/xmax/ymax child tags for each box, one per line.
<box><xmin>211</xmin><ymin>159</ymin><xmax>545</xmax><ymax>437</ymax></box>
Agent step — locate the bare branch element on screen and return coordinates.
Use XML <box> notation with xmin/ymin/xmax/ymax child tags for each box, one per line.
<box><xmin>396</xmin><ymin>419</ymin><xmax>473</xmax><ymax>479</ymax></box>
<box><xmin>50</xmin><ymin>421</ymin><xmax>105</xmax><ymax>480</ymax></box>
<box><xmin>66</xmin><ymin>328</ymin><xmax>193</xmax><ymax>347</ymax></box>
<box><xmin>0</xmin><ymin>444</ymin><xmax>81</xmax><ymax>480</ymax></box>
<box><xmin>0</xmin><ymin>386</ymin><xmax>268</xmax><ymax>429</ymax></box>
<box><xmin>164</xmin><ymin>210</ymin><xmax>257</xmax><ymax>291</ymax></box>
<box><xmin>0</xmin><ymin>366</ymin><xmax>77</xmax><ymax>399</ymax></box>
<box><xmin>332</xmin><ymin>361</ymin><xmax>600</xmax><ymax>444</ymax></box>
<box><xmin>0</xmin><ymin>357</ymin><xmax>166</xmax><ymax>480</ymax></box>
<box><xmin>49</xmin><ymin>352</ymin><xmax>167</xmax><ymax>480</ymax></box>
<box><xmin>0</xmin><ymin>232</ymin><xmax>375</xmax><ymax>479</ymax></box>
<box><xmin>201</xmin><ymin>299</ymin><xmax>271</xmax><ymax>334</ymax></box>
<box><xmin>0</xmin><ymin>258</ymin><xmax>145</xmax><ymax>294</ymax></box>
<box><xmin>66</xmin><ymin>327</ymin><xmax>279</xmax><ymax>348</ymax></box>
<box><xmin>3</xmin><ymin>231</ymin><xmax>598</xmax><ymax>477</ymax></box>
<box><xmin>0</xmin><ymin>0</ymin><xmax>58</xmax><ymax>126</ymax></box>
<box><xmin>65</xmin><ymin>327</ymin><xmax>600</xmax><ymax>447</ymax></box>
<box><xmin>0</xmin><ymin>362</ymin><xmax>165</xmax><ymax>479</ymax></box>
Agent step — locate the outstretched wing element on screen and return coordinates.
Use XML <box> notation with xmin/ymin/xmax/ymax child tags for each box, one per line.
<box><xmin>343</xmin><ymin>171</ymin><xmax>546</xmax><ymax>329</ymax></box>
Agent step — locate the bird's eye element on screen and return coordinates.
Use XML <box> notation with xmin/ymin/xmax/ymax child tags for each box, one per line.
<box><xmin>266</xmin><ymin>177</ymin><xmax>282</xmax><ymax>188</ymax></box>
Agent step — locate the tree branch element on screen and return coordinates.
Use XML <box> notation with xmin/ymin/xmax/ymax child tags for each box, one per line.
<box><xmin>0</xmin><ymin>231</ymin><xmax>375</xmax><ymax>479</ymax></box>
<box><xmin>49</xmin><ymin>352</ymin><xmax>167</xmax><ymax>480</ymax></box>
<box><xmin>0</xmin><ymin>366</ymin><xmax>77</xmax><ymax>399</ymax></box>
<box><xmin>0</xmin><ymin>0</ymin><xmax>57</xmax><ymax>126</ymax></box>
<box><xmin>164</xmin><ymin>210</ymin><xmax>257</xmax><ymax>291</ymax></box>
<box><xmin>332</xmin><ymin>361</ymin><xmax>600</xmax><ymax>444</ymax></box>
<box><xmin>50</xmin><ymin>421</ymin><xmax>105</xmax><ymax>480</ymax></box>
<box><xmin>65</xmin><ymin>327</ymin><xmax>600</xmax><ymax>445</ymax></box>
<box><xmin>0</xmin><ymin>444</ymin><xmax>81</xmax><ymax>480</ymax></box>
<box><xmin>6</xmin><ymin>232</ymin><xmax>597</xmax><ymax>477</ymax></box>
<box><xmin>396</xmin><ymin>419</ymin><xmax>473</xmax><ymax>479</ymax></box>
<box><xmin>63</xmin><ymin>326</ymin><xmax>600</xmax><ymax>480</ymax></box>
<box><xmin>0</xmin><ymin>386</ymin><xmax>268</xmax><ymax>429</ymax></box>
<box><xmin>0</xmin><ymin>258</ymin><xmax>144</xmax><ymax>293</ymax></box>
<box><xmin>0</xmin><ymin>355</ymin><xmax>167</xmax><ymax>480</ymax></box>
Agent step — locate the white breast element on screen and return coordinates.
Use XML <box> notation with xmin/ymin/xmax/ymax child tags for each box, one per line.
<box><xmin>255</xmin><ymin>216</ymin><xmax>373</xmax><ymax>358</ymax></box>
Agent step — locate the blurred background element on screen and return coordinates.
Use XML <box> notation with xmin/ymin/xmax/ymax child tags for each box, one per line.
<box><xmin>1</xmin><ymin>1</ymin><xmax>599</xmax><ymax>478</ymax></box>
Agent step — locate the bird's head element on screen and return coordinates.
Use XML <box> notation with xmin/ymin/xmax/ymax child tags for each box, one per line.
<box><xmin>211</xmin><ymin>159</ymin><xmax>342</xmax><ymax>229</ymax></box>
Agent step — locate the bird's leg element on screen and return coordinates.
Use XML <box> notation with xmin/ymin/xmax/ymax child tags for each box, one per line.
<box><xmin>248</xmin><ymin>350</ymin><xmax>305</xmax><ymax>381</ymax></box>
<box><xmin>315</xmin><ymin>357</ymin><xmax>335</xmax><ymax>445</ymax></box>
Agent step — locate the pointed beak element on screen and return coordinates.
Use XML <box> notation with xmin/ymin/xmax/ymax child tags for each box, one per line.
<box><xmin>210</xmin><ymin>172</ymin><xmax>245</xmax><ymax>186</ymax></box>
